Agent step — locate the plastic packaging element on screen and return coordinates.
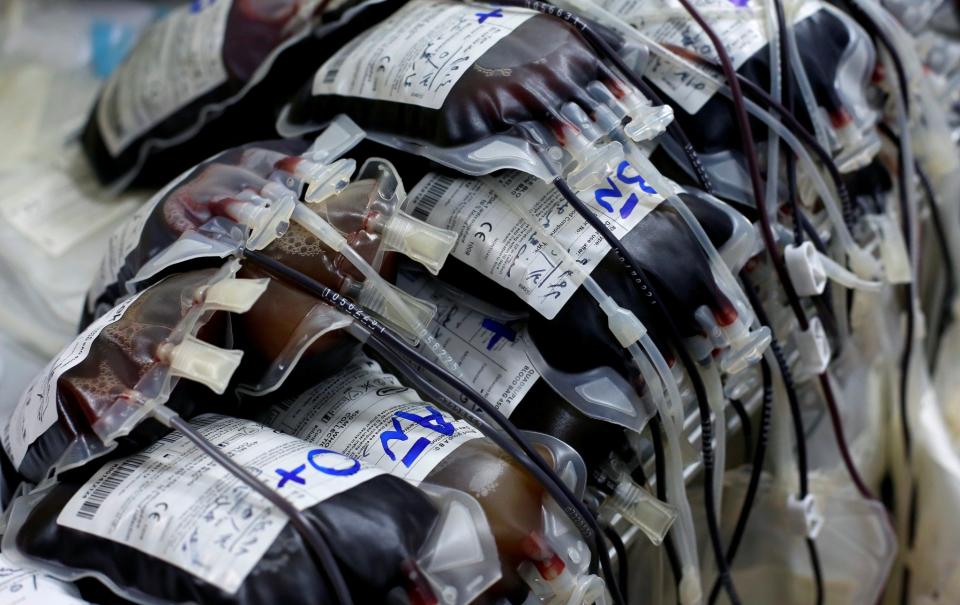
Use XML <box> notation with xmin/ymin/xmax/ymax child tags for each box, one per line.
<box><xmin>3</xmin><ymin>414</ymin><xmax>500</xmax><ymax>605</ymax></box>
<box><xmin>3</xmin><ymin>262</ymin><xmax>263</xmax><ymax>485</ymax></box>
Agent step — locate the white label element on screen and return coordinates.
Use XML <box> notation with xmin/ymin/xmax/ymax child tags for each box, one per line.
<box><xmin>3</xmin><ymin>290</ymin><xmax>145</xmax><ymax>468</ymax></box>
<box><xmin>57</xmin><ymin>415</ymin><xmax>381</xmax><ymax>594</ymax></box>
<box><xmin>0</xmin><ymin>554</ymin><xmax>88</xmax><ymax>605</ymax></box>
<box><xmin>96</xmin><ymin>0</ymin><xmax>232</xmax><ymax>155</ymax></box>
<box><xmin>406</xmin><ymin>169</ymin><xmax>661</xmax><ymax>318</ymax></box>
<box><xmin>598</xmin><ymin>0</ymin><xmax>820</xmax><ymax>114</ymax></box>
<box><xmin>313</xmin><ymin>0</ymin><xmax>534</xmax><ymax>110</ymax></box>
<box><xmin>398</xmin><ymin>273</ymin><xmax>539</xmax><ymax>416</ymax></box>
<box><xmin>0</xmin><ymin>167</ymin><xmax>141</xmax><ymax>257</ymax></box>
<box><xmin>262</xmin><ymin>357</ymin><xmax>482</xmax><ymax>483</ymax></box>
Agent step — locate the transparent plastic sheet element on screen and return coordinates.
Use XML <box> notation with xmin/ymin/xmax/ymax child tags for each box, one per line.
<box><xmin>691</xmin><ymin>470</ymin><xmax>895</xmax><ymax>605</ymax></box>
<box><xmin>79</xmin><ymin>0</ymin><xmax>393</xmax><ymax>186</ymax></box>
<box><xmin>255</xmin><ymin>355</ymin><xmax>605</xmax><ymax>603</ymax></box>
<box><xmin>3</xmin><ymin>262</ymin><xmax>264</xmax><ymax>485</ymax></box>
<box><xmin>2</xmin><ymin>414</ymin><xmax>499</xmax><ymax>605</ymax></box>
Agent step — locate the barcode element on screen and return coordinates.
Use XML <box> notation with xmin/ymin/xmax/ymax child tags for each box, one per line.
<box><xmin>412</xmin><ymin>175</ymin><xmax>455</xmax><ymax>221</ymax></box>
<box><xmin>321</xmin><ymin>53</ymin><xmax>348</xmax><ymax>84</ymax></box>
<box><xmin>75</xmin><ymin>454</ymin><xmax>150</xmax><ymax>520</ymax></box>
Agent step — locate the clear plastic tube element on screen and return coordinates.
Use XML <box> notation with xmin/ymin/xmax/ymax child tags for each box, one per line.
<box><xmin>763</xmin><ymin>0</ymin><xmax>783</xmax><ymax>226</ymax></box>
<box><xmin>700</xmin><ymin>362</ymin><xmax>727</xmax><ymax>521</ymax></box>
<box><xmin>289</xmin><ymin>203</ymin><xmax>463</xmax><ymax>377</ymax></box>
<box><xmin>781</xmin><ymin>0</ymin><xmax>832</xmax><ymax>151</ymax></box>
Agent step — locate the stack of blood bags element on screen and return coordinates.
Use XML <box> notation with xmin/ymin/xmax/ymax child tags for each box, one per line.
<box><xmin>1</xmin><ymin>0</ymin><xmax>959</xmax><ymax>603</ymax></box>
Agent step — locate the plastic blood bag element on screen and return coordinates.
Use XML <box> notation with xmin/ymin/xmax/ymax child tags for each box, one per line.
<box><xmin>256</xmin><ymin>355</ymin><xmax>630</xmax><ymax>603</ymax></box>
<box><xmin>2</xmin><ymin>263</ymin><xmax>265</xmax><ymax>485</ymax></box>
<box><xmin>81</xmin><ymin>0</ymin><xmax>361</xmax><ymax>186</ymax></box>
<box><xmin>84</xmin><ymin>142</ymin><xmax>446</xmax><ymax>346</ymax></box>
<box><xmin>404</xmin><ymin>170</ymin><xmax>743</xmax><ymax>378</ymax></box>
<box><xmin>280</xmin><ymin>0</ymin><xmax>670</xmax><ymax>186</ymax></box>
<box><xmin>2</xmin><ymin>415</ymin><xmax>499</xmax><ymax>605</ymax></box>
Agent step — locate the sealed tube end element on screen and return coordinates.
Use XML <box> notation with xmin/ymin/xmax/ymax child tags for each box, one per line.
<box><xmin>198</xmin><ymin>278</ymin><xmax>270</xmax><ymax>314</ymax></box>
<box><xmin>382</xmin><ymin>212</ymin><xmax>457</xmax><ymax>275</ymax></box>
<box><xmin>679</xmin><ymin>566</ymin><xmax>703</xmax><ymax>605</ymax></box>
<box><xmin>159</xmin><ymin>336</ymin><xmax>244</xmax><ymax>395</ymax></box>
<box><xmin>299</xmin><ymin>158</ymin><xmax>357</xmax><ymax>204</ymax></box>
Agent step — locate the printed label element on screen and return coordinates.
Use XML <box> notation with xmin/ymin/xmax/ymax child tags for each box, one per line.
<box><xmin>261</xmin><ymin>356</ymin><xmax>482</xmax><ymax>483</ymax></box>
<box><xmin>398</xmin><ymin>272</ymin><xmax>539</xmax><ymax>415</ymax></box>
<box><xmin>313</xmin><ymin>0</ymin><xmax>534</xmax><ymax>109</ymax></box>
<box><xmin>57</xmin><ymin>415</ymin><xmax>381</xmax><ymax>594</ymax></box>
<box><xmin>3</xmin><ymin>290</ymin><xmax>145</xmax><ymax>468</ymax></box>
<box><xmin>406</xmin><ymin>168</ymin><xmax>661</xmax><ymax>318</ymax></box>
<box><xmin>597</xmin><ymin>0</ymin><xmax>820</xmax><ymax>114</ymax></box>
<box><xmin>0</xmin><ymin>554</ymin><xmax>88</xmax><ymax>605</ymax></box>
<box><xmin>96</xmin><ymin>0</ymin><xmax>233</xmax><ymax>155</ymax></box>
<box><xmin>0</xmin><ymin>166</ymin><xmax>142</xmax><ymax>257</ymax></box>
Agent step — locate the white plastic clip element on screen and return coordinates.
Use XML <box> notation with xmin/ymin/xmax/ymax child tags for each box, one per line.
<box><xmin>786</xmin><ymin>493</ymin><xmax>824</xmax><ymax>539</ymax></box>
<box><xmin>785</xmin><ymin>241</ymin><xmax>883</xmax><ymax>295</ymax></box>
<box><xmin>159</xmin><ymin>336</ymin><xmax>244</xmax><ymax>395</ymax></box>
<box><xmin>795</xmin><ymin>317</ymin><xmax>831</xmax><ymax>378</ymax></box>
<box><xmin>785</xmin><ymin>242</ymin><xmax>828</xmax><ymax>296</ymax></box>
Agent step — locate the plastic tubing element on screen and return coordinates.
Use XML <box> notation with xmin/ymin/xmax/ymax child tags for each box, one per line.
<box><xmin>763</xmin><ymin>0</ymin><xmax>783</xmax><ymax>226</ymax></box>
<box><xmin>781</xmin><ymin>1</ymin><xmax>832</xmax><ymax>150</ymax></box>
<box><xmin>289</xmin><ymin>203</ymin><xmax>463</xmax><ymax>377</ymax></box>
<box><xmin>557</xmin><ymin>0</ymin><xmax>880</xmax><ymax>278</ymax></box>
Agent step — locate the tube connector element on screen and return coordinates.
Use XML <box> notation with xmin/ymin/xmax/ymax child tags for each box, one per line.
<box><xmin>785</xmin><ymin>241</ymin><xmax>827</xmax><ymax>296</ymax></box>
<box><xmin>295</xmin><ymin>158</ymin><xmax>357</xmax><ymax>204</ymax></box>
<box><xmin>602</xmin><ymin>479</ymin><xmax>678</xmax><ymax>545</ymax></box>
<box><xmin>785</xmin><ymin>241</ymin><xmax>884</xmax><ymax>295</ymax></box>
<box><xmin>379</xmin><ymin>211</ymin><xmax>457</xmax><ymax>275</ymax></box>
<box><xmin>786</xmin><ymin>493</ymin><xmax>824</xmax><ymax>539</ymax></box>
<box><xmin>795</xmin><ymin>317</ymin><xmax>831</xmax><ymax>378</ymax></box>
<box><xmin>158</xmin><ymin>336</ymin><xmax>244</xmax><ymax>395</ymax></box>
<box><xmin>197</xmin><ymin>278</ymin><xmax>270</xmax><ymax>314</ymax></box>
<box><xmin>231</xmin><ymin>190</ymin><xmax>296</xmax><ymax>251</ymax></box>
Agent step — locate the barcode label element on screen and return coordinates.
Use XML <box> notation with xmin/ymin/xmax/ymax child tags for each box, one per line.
<box><xmin>75</xmin><ymin>454</ymin><xmax>149</xmax><ymax>520</ymax></box>
<box><xmin>412</xmin><ymin>175</ymin><xmax>454</xmax><ymax>221</ymax></box>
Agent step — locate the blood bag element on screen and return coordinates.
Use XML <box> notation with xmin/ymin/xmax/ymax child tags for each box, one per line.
<box><xmin>257</xmin><ymin>355</ymin><xmax>624</xmax><ymax>603</ymax></box>
<box><xmin>80</xmin><ymin>0</ymin><xmax>387</xmax><ymax>186</ymax></box>
<box><xmin>3</xmin><ymin>414</ymin><xmax>500</xmax><ymax>605</ymax></box>
<box><xmin>3</xmin><ymin>263</ymin><xmax>264</xmax><ymax>484</ymax></box>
